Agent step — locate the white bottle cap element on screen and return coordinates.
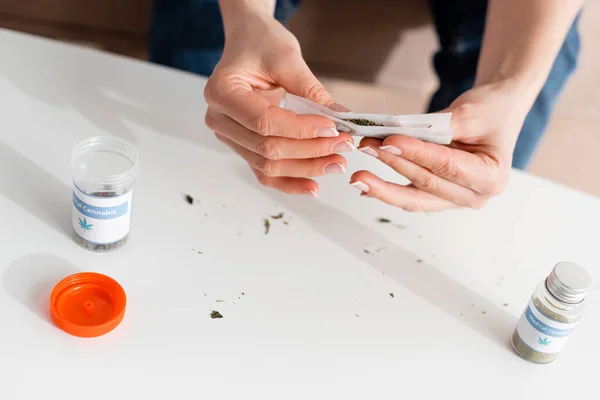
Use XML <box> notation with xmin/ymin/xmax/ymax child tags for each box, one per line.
<box><xmin>546</xmin><ymin>261</ymin><xmax>592</xmax><ymax>304</ymax></box>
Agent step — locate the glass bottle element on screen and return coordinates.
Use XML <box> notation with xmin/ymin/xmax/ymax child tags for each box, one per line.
<box><xmin>511</xmin><ymin>261</ymin><xmax>592</xmax><ymax>363</ymax></box>
<box><xmin>71</xmin><ymin>136</ymin><xmax>139</xmax><ymax>252</ymax></box>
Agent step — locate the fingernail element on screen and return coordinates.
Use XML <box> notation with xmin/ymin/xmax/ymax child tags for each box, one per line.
<box><xmin>302</xmin><ymin>189</ymin><xmax>319</xmax><ymax>198</ymax></box>
<box><xmin>325</xmin><ymin>163</ymin><xmax>347</xmax><ymax>174</ymax></box>
<box><xmin>329</xmin><ymin>103</ymin><xmax>351</xmax><ymax>112</ymax></box>
<box><xmin>358</xmin><ymin>146</ymin><xmax>379</xmax><ymax>158</ymax></box>
<box><xmin>317</xmin><ymin>127</ymin><xmax>339</xmax><ymax>138</ymax></box>
<box><xmin>379</xmin><ymin>145</ymin><xmax>402</xmax><ymax>155</ymax></box>
<box><xmin>332</xmin><ymin>140</ymin><xmax>356</xmax><ymax>153</ymax></box>
<box><xmin>351</xmin><ymin>181</ymin><xmax>370</xmax><ymax>193</ymax></box>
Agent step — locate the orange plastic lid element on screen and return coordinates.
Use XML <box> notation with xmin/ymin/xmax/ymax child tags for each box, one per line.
<box><xmin>50</xmin><ymin>272</ymin><xmax>126</xmax><ymax>338</ymax></box>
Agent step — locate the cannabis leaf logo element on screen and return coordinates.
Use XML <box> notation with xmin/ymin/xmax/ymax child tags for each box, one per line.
<box><xmin>78</xmin><ymin>217</ymin><xmax>94</xmax><ymax>232</ymax></box>
<box><xmin>538</xmin><ymin>337</ymin><xmax>551</xmax><ymax>347</ymax></box>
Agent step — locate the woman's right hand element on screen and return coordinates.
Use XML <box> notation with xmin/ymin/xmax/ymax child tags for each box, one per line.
<box><xmin>204</xmin><ymin>10</ymin><xmax>354</xmax><ymax>197</ymax></box>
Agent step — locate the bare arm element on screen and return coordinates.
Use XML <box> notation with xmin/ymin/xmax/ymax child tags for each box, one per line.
<box><xmin>476</xmin><ymin>0</ymin><xmax>585</xmax><ymax>106</ymax></box>
<box><xmin>219</xmin><ymin>0</ymin><xmax>277</xmax><ymax>34</ymax></box>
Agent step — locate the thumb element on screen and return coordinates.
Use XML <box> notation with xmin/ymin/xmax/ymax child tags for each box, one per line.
<box><xmin>271</xmin><ymin>57</ymin><xmax>335</xmax><ymax>107</ymax></box>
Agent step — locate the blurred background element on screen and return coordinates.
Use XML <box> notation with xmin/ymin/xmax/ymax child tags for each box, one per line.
<box><xmin>0</xmin><ymin>0</ymin><xmax>598</xmax><ymax>196</ymax></box>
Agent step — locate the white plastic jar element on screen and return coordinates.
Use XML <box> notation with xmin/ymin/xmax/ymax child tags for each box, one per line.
<box><xmin>71</xmin><ymin>136</ymin><xmax>139</xmax><ymax>252</ymax></box>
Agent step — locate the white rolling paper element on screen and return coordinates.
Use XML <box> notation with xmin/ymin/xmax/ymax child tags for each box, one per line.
<box><xmin>280</xmin><ymin>92</ymin><xmax>453</xmax><ymax>144</ymax></box>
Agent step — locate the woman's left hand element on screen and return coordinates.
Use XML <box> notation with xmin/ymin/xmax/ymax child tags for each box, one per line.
<box><xmin>350</xmin><ymin>82</ymin><xmax>529</xmax><ymax>212</ymax></box>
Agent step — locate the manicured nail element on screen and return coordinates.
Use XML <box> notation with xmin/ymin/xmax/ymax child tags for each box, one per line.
<box><xmin>332</xmin><ymin>140</ymin><xmax>356</xmax><ymax>153</ymax></box>
<box><xmin>302</xmin><ymin>189</ymin><xmax>319</xmax><ymax>198</ymax></box>
<box><xmin>325</xmin><ymin>163</ymin><xmax>346</xmax><ymax>174</ymax></box>
<box><xmin>329</xmin><ymin>103</ymin><xmax>351</xmax><ymax>112</ymax></box>
<box><xmin>358</xmin><ymin>146</ymin><xmax>379</xmax><ymax>158</ymax></box>
<box><xmin>379</xmin><ymin>145</ymin><xmax>402</xmax><ymax>155</ymax></box>
<box><xmin>351</xmin><ymin>181</ymin><xmax>370</xmax><ymax>193</ymax></box>
<box><xmin>317</xmin><ymin>127</ymin><xmax>339</xmax><ymax>138</ymax></box>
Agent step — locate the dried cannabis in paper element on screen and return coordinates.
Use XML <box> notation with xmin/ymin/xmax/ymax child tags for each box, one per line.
<box><xmin>344</xmin><ymin>118</ymin><xmax>384</xmax><ymax>127</ymax></box>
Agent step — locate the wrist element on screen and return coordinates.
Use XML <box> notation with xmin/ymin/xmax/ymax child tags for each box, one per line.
<box><xmin>475</xmin><ymin>71</ymin><xmax>544</xmax><ymax>112</ymax></box>
<box><xmin>219</xmin><ymin>0</ymin><xmax>276</xmax><ymax>35</ymax></box>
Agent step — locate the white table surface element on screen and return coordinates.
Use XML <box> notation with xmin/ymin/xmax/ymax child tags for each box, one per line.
<box><xmin>0</xmin><ymin>28</ymin><xmax>599</xmax><ymax>400</ymax></box>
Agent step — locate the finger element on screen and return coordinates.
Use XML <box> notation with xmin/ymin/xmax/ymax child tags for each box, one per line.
<box><xmin>206</xmin><ymin>108</ymin><xmax>355</xmax><ymax>160</ymax></box>
<box><xmin>216</xmin><ymin>133</ymin><xmax>348</xmax><ymax>178</ymax></box>
<box><xmin>204</xmin><ymin>76</ymin><xmax>338</xmax><ymax>139</ymax></box>
<box><xmin>349</xmin><ymin>171</ymin><xmax>457</xmax><ymax>212</ymax></box>
<box><xmin>377</xmin><ymin>135</ymin><xmax>506</xmax><ymax>196</ymax></box>
<box><xmin>250</xmin><ymin>167</ymin><xmax>320</xmax><ymax>198</ymax></box>
<box><xmin>357</xmin><ymin>138</ymin><xmax>383</xmax><ymax>156</ymax></box>
<box><xmin>358</xmin><ymin>138</ymin><xmax>485</xmax><ymax>208</ymax></box>
<box><xmin>270</xmin><ymin>54</ymin><xmax>335</xmax><ymax>106</ymax></box>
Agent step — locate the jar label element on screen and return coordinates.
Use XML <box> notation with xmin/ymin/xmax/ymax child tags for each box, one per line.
<box><xmin>72</xmin><ymin>185</ymin><xmax>133</xmax><ymax>244</ymax></box>
<box><xmin>515</xmin><ymin>297</ymin><xmax>577</xmax><ymax>354</ymax></box>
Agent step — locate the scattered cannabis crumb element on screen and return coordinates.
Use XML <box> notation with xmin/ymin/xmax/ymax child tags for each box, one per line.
<box><xmin>283</xmin><ymin>221</ymin><xmax>289</xmax><ymax>225</ymax></box>
<box><xmin>355</xmin><ymin>314</ymin><xmax>360</xmax><ymax>318</ymax></box>
<box><xmin>185</xmin><ymin>194</ymin><xmax>194</xmax><ymax>205</ymax></box>
<box><xmin>389</xmin><ymin>292</ymin><xmax>394</xmax><ymax>298</ymax></box>
<box><xmin>210</xmin><ymin>310</ymin><xmax>223</xmax><ymax>319</ymax></box>
<box><xmin>395</xmin><ymin>224</ymin><xmax>407</xmax><ymax>229</ymax></box>
<box><xmin>416</xmin><ymin>259</ymin><xmax>423</xmax><ymax>263</ymax></box>
<box><xmin>364</xmin><ymin>246</ymin><xmax>386</xmax><ymax>255</ymax></box>
<box><xmin>344</xmin><ymin>118</ymin><xmax>384</xmax><ymax>127</ymax></box>
<box><xmin>271</xmin><ymin>212</ymin><xmax>285</xmax><ymax>220</ymax></box>
<box><xmin>264</xmin><ymin>219</ymin><xmax>271</xmax><ymax>234</ymax></box>
<box><xmin>377</xmin><ymin>218</ymin><xmax>392</xmax><ymax>223</ymax></box>
<box><xmin>215</xmin><ymin>300</ymin><xmax>224</xmax><ymax>303</ymax></box>
<box><xmin>204</xmin><ymin>294</ymin><xmax>207</xmax><ymax>296</ymax></box>
<box><xmin>470</xmin><ymin>303</ymin><xmax>475</xmax><ymax>307</ymax></box>
<box><xmin>241</xmin><ymin>292</ymin><xmax>245</xmax><ymax>296</ymax></box>
<box><xmin>197</xmin><ymin>251</ymin><xmax>203</xmax><ymax>254</ymax></box>
<box><xmin>502</xmin><ymin>303</ymin><xmax>509</xmax><ymax>307</ymax></box>
<box><xmin>460</xmin><ymin>313</ymin><xmax>464</xmax><ymax>317</ymax></box>
<box><xmin>481</xmin><ymin>311</ymin><xmax>486</xmax><ymax>315</ymax></box>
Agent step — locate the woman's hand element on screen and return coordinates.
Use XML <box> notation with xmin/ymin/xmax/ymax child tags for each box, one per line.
<box><xmin>204</xmin><ymin>11</ymin><xmax>354</xmax><ymax>198</ymax></box>
<box><xmin>350</xmin><ymin>82</ymin><xmax>529</xmax><ymax>212</ymax></box>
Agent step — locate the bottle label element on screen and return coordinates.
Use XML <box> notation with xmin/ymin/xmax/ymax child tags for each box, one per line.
<box><xmin>72</xmin><ymin>185</ymin><xmax>133</xmax><ymax>244</ymax></box>
<box><xmin>515</xmin><ymin>297</ymin><xmax>577</xmax><ymax>354</ymax></box>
